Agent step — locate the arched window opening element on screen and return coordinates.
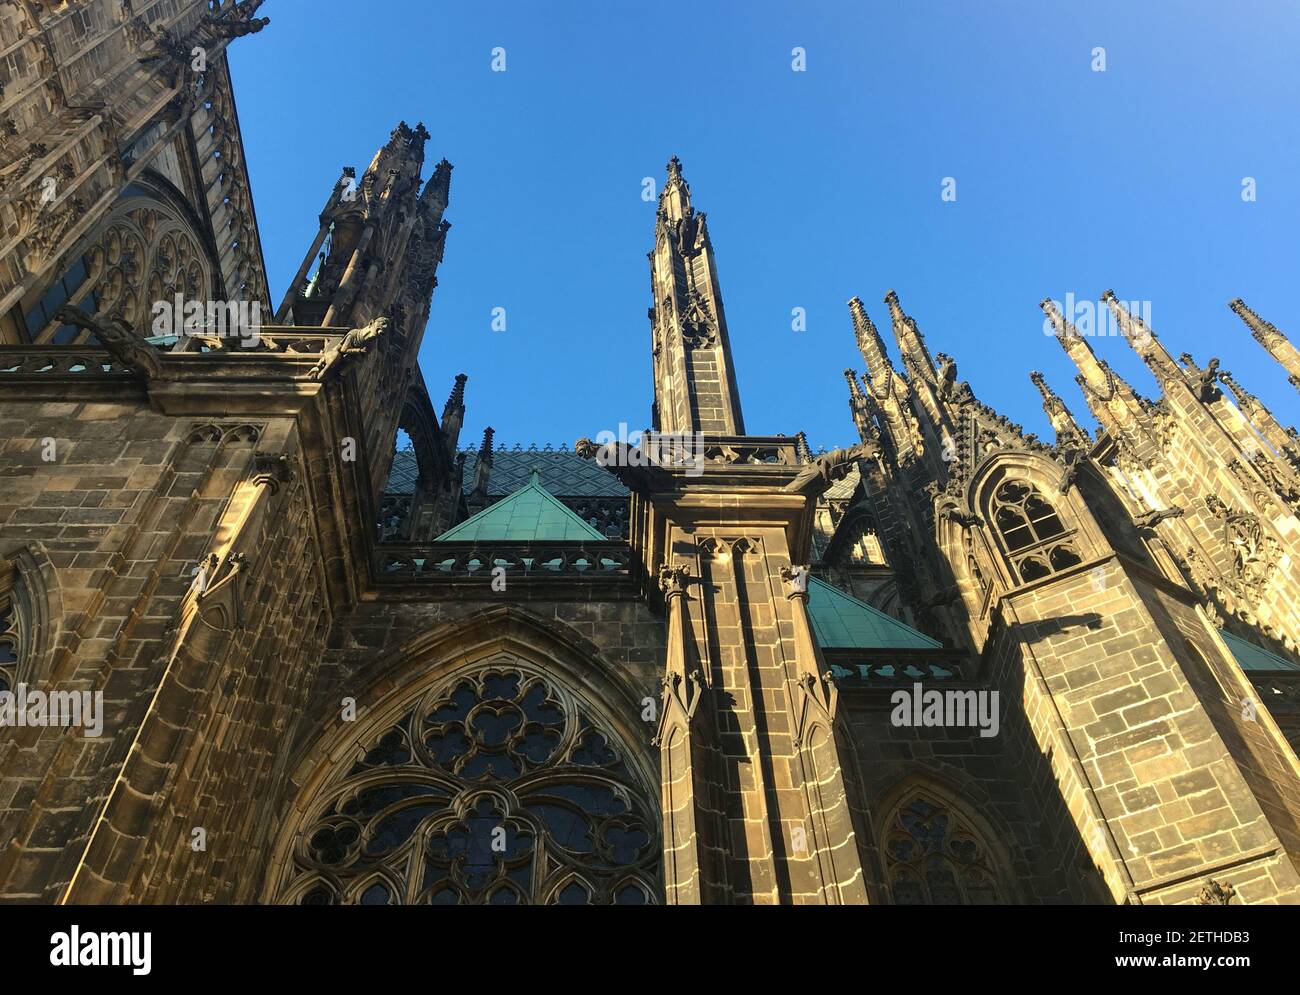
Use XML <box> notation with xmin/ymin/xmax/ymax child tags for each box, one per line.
<box><xmin>883</xmin><ymin>790</ymin><xmax>1007</xmax><ymax>905</ymax></box>
<box><xmin>277</xmin><ymin>657</ymin><xmax>660</xmax><ymax>905</ymax></box>
<box><xmin>0</xmin><ymin>599</ymin><xmax>18</xmax><ymax>695</ymax></box>
<box><xmin>20</xmin><ymin>174</ymin><xmax>215</xmax><ymax>345</ymax></box>
<box><xmin>990</xmin><ymin>479</ymin><xmax>1081</xmax><ymax>583</ymax></box>
<box><xmin>22</xmin><ymin>255</ymin><xmax>101</xmax><ymax>344</ymax></box>
<box><xmin>843</xmin><ymin>519</ymin><xmax>887</xmax><ymax>566</ymax></box>
<box><xmin>0</xmin><ymin>558</ymin><xmax>28</xmax><ymax>694</ymax></box>
<box><xmin>380</xmin><ymin>428</ymin><xmax>418</xmax><ymax>541</ymax></box>
<box><xmin>964</xmin><ymin>530</ymin><xmax>988</xmax><ymax>605</ymax></box>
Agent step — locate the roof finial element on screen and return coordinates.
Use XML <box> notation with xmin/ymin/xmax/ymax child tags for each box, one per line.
<box><xmin>445</xmin><ymin>372</ymin><xmax>467</xmax><ymax>410</ymax></box>
<box><xmin>843</xmin><ymin>368</ymin><xmax>864</xmax><ymax>399</ymax></box>
<box><xmin>1029</xmin><ymin>370</ymin><xmax>1088</xmax><ymax>448</ymax></box>
<box><xmin>1230</xmin><ymin>298</ymin><xmax>1300</xmax><ymax>394</ymax></box>
<box><xmin>882</xmin><ymin>289</ymin><xmax>935</xmax><ymax>378</ymax></box>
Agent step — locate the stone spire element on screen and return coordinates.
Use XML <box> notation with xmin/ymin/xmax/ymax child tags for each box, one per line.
<box><xmin>420</xmin><ymin>157</ymin><xmax>453</xmax><ymax>214</ymax></box>
<box><xmin>647</xmin><ymin>156</ymin><xmax>745</xmax><ymax>435</ymax></box>
<box><xmin>466</xmin><ymin>427</ymin><xmax>495</xmax><ymax>513</ymax></box>
<box><xmin>845</xmin><ymin>295</ymin><xmax>927</xmax><ymax>464</ymax></box>
<box><xmin>1230</xmin><ymin>298</ymin><xmax>1300</xmax><ymax>394</ymax></box>
<box><xmin>441</xmin><ymin>373</ymin><xmax>467</xmax><ymax>452</ymax></box>
<box><xmin>1217</xmin><ymin>367</ymin><xmax>1300</xmax><ymax>465</ymax></box>
<box><xmin>795</xmin><ymin>430</ymin><xmax>813</xmax><ymax>463</ymax></box>
<box><xmin>282</xmin><ymin>121</ymin><xmax>451</xmax><ymax>332</ymax></box>
<box><xmin>884</xmin><ymin>289</ymin><xmax>936</xmax><ymax>381</ymax></box>
<box><xmin>848</xmin><ymin>296</ymin><xmax>895</xmax><ymax>386</ymax></box>
<box><xmin>1101</xmin><ymin>290</ymin><xmax>1182</xmax><ymax>383</ymax></box>
<box><xmin>1041</xmin><ymin>297</ymin><xmax>1147</xmax><ymax>445</ymax></box>
<box><xmin>877</xmin><ymin>289</ymin><xmax>960</xmax><ymax>466</ymax></box>
<box><xmin>444</xmin><ymin>372</ymin><xmax>467</xmax><ymax>410</ymax></box>
<box><xmin>660</xmin><ymin>155</ymin><xmax>693</xmax><ymax>222</ymax></box>
<box><xmin>844</xmin><ymin>369</ymin><xmax>878</xmax><ymax>444</ymax></box>
<box><xmin>1030</xmin><ymin>371</ymin><xmax>1088</xmax><ymax>449</ymax></box>
<box><xmin>1044</xmin><ymin>297</ymin><xmax>1114</xmax><ymax>393</ymax></box>
<box><xmin>361</xmin><ymin>120</ymin><xmax>430</xmax><ymax>197</ymax></box>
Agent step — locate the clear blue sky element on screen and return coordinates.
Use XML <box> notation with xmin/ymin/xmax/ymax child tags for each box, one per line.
<box><xmin>229</xmin><ymin>0</ymin><xmax>1299</xmax><ymax>452</ymax></box>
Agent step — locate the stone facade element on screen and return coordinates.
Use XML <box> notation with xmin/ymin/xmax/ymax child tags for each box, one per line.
<box><xmin>1</xmin><ymin>4</ymin><xmax>1298</xmax><ymax>904</ymax></box>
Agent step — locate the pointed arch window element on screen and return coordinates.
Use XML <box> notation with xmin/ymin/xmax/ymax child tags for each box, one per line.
<box><xmin>964</xmin><ymin>530</ymin><xmax>988</xmax><ymax>605</ymax></box>
<box><xmin>989</xmin><ymin>479</ymin><xmax>1081</xmax><ymax>583</ymax></box>
<box><xmin>278</xmin><ymin>657</ymin><xmax>660</xmax><ymax>905</ymax></box>
<box><xmin>0</xmin><ymin>600</ymin><xmax>17</xmax><ymax>695</ymax></box>
<box><xmin>0</xmin><ymin>558</ymin><xmax>29</xmax><ymax>694</ymax></box>
<box><xmin>883</xmin><ymin>790</ymin><xmax>1008</xmax><ymax>905</ymax></box>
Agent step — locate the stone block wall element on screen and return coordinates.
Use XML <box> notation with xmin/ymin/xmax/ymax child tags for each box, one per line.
<box><xmin>0</xmin><ymin>392</ymin><xmax>329</xmax><ymax>902</ymax></box>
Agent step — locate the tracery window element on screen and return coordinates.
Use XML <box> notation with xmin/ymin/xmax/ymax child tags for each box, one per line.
<box><xmin>989</xmin><ymin>479</ymin><xmax>1081</xmax><ymax>583</ymax></box>
<box><xmin>964</xmin><ymin>531</ymin><xmax>988</xmax><ymax>604</ymax></box>
<box><xmin>23</xmin><ymin>256</ymin><xmax>100</xmax><ymax>344</ymax></box>
<box><xmin>0</xmin><ymin>559</ymin><xmax>27</xmax><ymax>695</ymax></box>
<box><xmin>279</xmin><ymin>658</ymin><xmax>660</xmax><ymax>905</ymax></box>
<box><xmin>883</xmin><ymin>791</ymin><xmax>1006</xmax><ymax>905</ymax></box>
<box><xmin>0</xmin><ymin>599</ymin><xmax>17</xmax><ymax>695</ymax></box>
<box><xmin>22</xmin><ymin>178</ymin><xmax>212</xmax><ymax>344</ymax></box>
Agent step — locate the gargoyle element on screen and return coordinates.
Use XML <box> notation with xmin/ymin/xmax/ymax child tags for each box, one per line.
<box><xmin>937</xmin><ymin>503</ymin><xmax>983</xmax><ymax>528</ymax></box>
<box><xmin>1057</xmin><ymin>447</ymin><xmax>1088</xmax><ymax>494</ymax></box>
<box><xmin>923</xmin><ymin>584</ymin><xmax>962</xmax><ymax>608</ymax></box>
<box><xmin>657</xmin><ymin>563</ymin><xmax>692</xmax><ymax>597</ymax></box>
<box><xmin>1195</xmin><ymin>357</ymin><xmax>1222</xmax><ymax>403</ymax></box>
<box><xmin>201</xmin><ymin>0</ymin><xmax>269</xmax><ymax>39</ymax></box>
<box><xmin>782</xmin><ymin>440</ymin><xmax>881</xmax><ymax>497</ymax></box>
<box><xmin>54</xmin><ymin>305</ymin><xmax>168</xmax><ymax>380</ymax></box>
<box><xmin>1134</xmin><ymin>505</ymin><xmax>1183</xmax><ymax>532</ymax></box>
<box><xmin>307</xmin><ymin>315</ymin><xmax>389</xmax><ymax>380</ymax></box>
<box><xmin>935</xmin><ymin>352</ymin><xmax>958</xmax><ymax>400</ymax></box>
<box><xmin>575</xmin><ymin>437</ymin><xmax>671</xmax><ymax>494</ymax></box>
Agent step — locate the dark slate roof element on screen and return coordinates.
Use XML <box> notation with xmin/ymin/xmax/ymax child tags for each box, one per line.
<box><xmin>462</xmin><ymin>448</ymin><xmax>630</xmax><ymax>498</ymax></box>
<box><xmin>385</xmin><ymin>448</ymin><xmax>627</xmax><ymax>498</ymax></box>
<box><xmin>385</xmin><ymin>448</ymin><xmax>422</xmax><ymax>493</ymax></box>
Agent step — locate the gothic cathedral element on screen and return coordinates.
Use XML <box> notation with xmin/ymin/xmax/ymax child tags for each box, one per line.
<box><xmin>1</xmin><ymin>1</ymin><xmax>1298</xmax><ymax>905</ymax></box>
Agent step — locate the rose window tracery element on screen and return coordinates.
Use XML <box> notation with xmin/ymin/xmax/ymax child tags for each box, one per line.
<box><xmin>26</xmin><ymin>185</ymin><xmax>213</xmax><ymax>344</ymax></box>
<box><xmin>279</xmin><ymin>659</ymin><xmax>660</xmax><ymax>905</ymax></box>
<box><xmin>883</xmin><ymin>792</ymin><xmax>1006</xmax><ymax>905</ymax></box>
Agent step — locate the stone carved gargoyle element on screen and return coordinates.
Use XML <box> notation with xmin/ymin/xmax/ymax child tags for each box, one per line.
<box><xmin>307</xmin><ymin>315</ymin><xmax>389</xmax><ymax>380</ymax></box>
<box><xmin>935</xmin><ymin>352</ymin><xmax>958</xmax><ymax>400</ymax></box>
<box><xmin>1195</xmin><ymin>357</ymin><xmax>1222</xmax><ymax>403</ymax></box>
<box><xmin>574</xmin><ymin>437</ymin><xmax>671</xmax><ymax>494</ymax></box>
<box><xmin>1134</xmin><ymin>505</ymin><xmax>1183</xmax><ymax>534</ymax></box>
<box><xmin>781</xmin><ymin>440</ymin><xmax>882</xmax><ymax>497</ymax></box>
<box><xmin>54</xmin><ymin>305</ymin><xmax>168</xmax><ymax>380</ymax></box>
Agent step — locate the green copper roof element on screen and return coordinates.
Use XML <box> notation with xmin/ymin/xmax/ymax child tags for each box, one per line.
<box><xmin>807</xmin><ymin>577</ymin><xmax>943</xmax><ymax>651</ymax></box>
<box><xmin>435</xmin><ymin>470</ymin><xmax>606</xmax><ymax>542</ymax></box>
<box><xmin>1220</xmin><ymin>630</ymin><xmax>1300</xmax><ymax>673</ymax></box>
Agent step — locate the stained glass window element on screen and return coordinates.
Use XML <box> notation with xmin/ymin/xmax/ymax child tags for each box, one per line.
<box><xmin>990</xmin><ymin>479</ymin><xmax>1081</xmax><ymax>583</ymax></box>
<box><xmin>279</xmin><ymin>657</ymin><xmax>660</xmax><ymax>905</ymax></box>
<box><xmin>0</xmin><ymin>600</ymin><xmax>17</xmax><ymax>695</ymax></box>
<box><xmin>0</xmin><ymin>558</ymin><xmax>23</xmax><ymax>696</ymax></box>
<box><xmin>883</xmin><ymin>792</ymin><xmax>1006</xmax><ymax>905</ymax></box>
